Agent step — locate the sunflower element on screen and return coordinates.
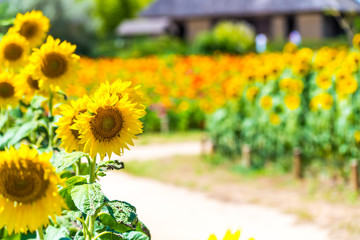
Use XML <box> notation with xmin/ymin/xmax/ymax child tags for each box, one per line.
<box><xmin>284</xmin><ymin>94</ymin><xmax>301</xmax><ymax>110</ymax></box>
<box><xmin>0</xmin><ymin>144</ymin><xmax>65</xmax><ymax>234</ymax></box>
<box><xmin>316</xmin><ymin>72</ymin><xmax>332</xmax><ymax>90</ymax></box>
<box><xmin>95</xmin><ymin>80</ymin><xmax>146</xmax><ymax>112</ymax></box>
<box><xmin>55</xmin><ymin>95</ymin><xmax>90</xmax><ymax>153</ymax></box>
<box><xmin>14</xmin><ymin>67</ymin><xmax>44</xmax><ymax>102</ymax></box>
<box><xmin>0</xmin><ymin>72</ymin><xmax>19</xmax><ymax>108</ymax></box>
<box><xmin>310</xmin><ymin>93</ymin><xmax>333</xmax><ymax>111</ymax></box>
<box><xmin>269</xmin><ymin>113</ymin><xmax>281</xmax><ymax>125</ymax></box>
<box><xmin>259</xmin><ymin>95</ymin><xmax>272</xmax><ymax>110</ymax></box>
<box><xmin>10</xmin><ymin>10</ymin><xmax>50</xmax><ymax>48</ymax></box>
<box><xmin>207</xmin><ymin>230</ymin><xmax>243</xmax><ymax>240</ymax></box>
<box><xmin>74</xmin><ymin>93</ymin><xmax>144</xmax><ymax>159</ymax></box>
<box><xmin>353</xmin><ymin>33</ymin><xmax>360</xmax><ymax>50</ymax></box>
<box><xmin>0</xmin><ymin>33</ymin><xmax>29</xmax><ymax>70</ymax></box>
<box><xmin>245</xmin><ymin>86</ymin><xmax>259</xmax><ymax>101</ymax></box>
<box><xmin>336</xmin><ymin>75</ymin><xmax>357</xmax><ymax>95</ymax></box>
<box><xmin>354</xmin><ymin>130</ymin><xmax>360</xmax><ymax>143</ymax></box>
<box><xmin>28</xmin><ymin>35</ymin><xmax>79</xmax><ymax>91</ymax></box>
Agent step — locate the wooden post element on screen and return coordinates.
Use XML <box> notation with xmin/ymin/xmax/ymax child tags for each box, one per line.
<box><xmin>200</xmin><ymin>135</ymin><xmax>207</xmax><ymax>155</ymax></box>
<box><xmin>351</xmin><ymin>159</ymin><xmax>359</xmax><ymax>191</ymax></box>
<box><xmin>293</xmin><ymin>148</ymin><xmax>303</xmax><ymax>179</ymax></box>
<box><xmin>242</xmin><ymin>144</ymin><xmax>251</xmax><ymax>168</ymax></box>
<box><xmin>210</xmin><ymin>142</ymin><xmax>216</xmax><ymax>155</ymax></box>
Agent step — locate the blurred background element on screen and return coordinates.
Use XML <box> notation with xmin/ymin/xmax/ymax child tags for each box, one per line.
<box><xmin>2</xmin><ymin>1</ymin><xmax>360</xmax><ymax>239</ymax></box>
<box><xmin>1</xmin><ymin>0</ymin><xmax>359</xmax><ymax>57</ymax></box>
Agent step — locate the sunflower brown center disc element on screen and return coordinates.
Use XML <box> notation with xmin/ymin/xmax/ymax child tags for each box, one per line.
<box><xmin>70</xmin><ymin>110</ymin><xmax>86</xmax><ymax>139</ymax></box>
<box><xmin>0</xmin><ymin>82</ymin><xmax>15</xmax><ymax>98</ymax></box>
<box><xmin>19</xmin><ymin>21</ymin><xmax>38</xmax><ymax>39</ymax></box>
<box><xmin>90</xmin><ymin>107</ymin><xmax>124</xmax><ymax>141</ymax></box>
<box><xmin>41</xmin><ymin>52</ymin><xmax>67</xmax><ymax>78</ymax></box>
<box><xmin>4</xmin><ymin>43</ymin><xmax>23</xmax><ymax>61</ymax></box>
<box><xmin>27</xmin><ymin>76</ymin><xmax>40</xmax><ymax>90</ymax></box>
<box><xmin>0</xmin><ymin>160</ymin><xmax>49</xmax><ymax>203</ymax></box>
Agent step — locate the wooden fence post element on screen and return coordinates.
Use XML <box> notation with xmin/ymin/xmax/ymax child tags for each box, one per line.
<box><xmin>242</xmin><ymin>144</ymin><xmax>251</xmax><ymax>168</ymax></box>
<box><xmin>293</xmin><ymin>148</ymin><xmax>303</xmax><ymax>179</ymax></box>
<box><xmin>351</xmin><ymin>159</ymin><xmax>359</xmax><ymax>192</ymax></box>
<box><xmin>200</xmin><ymin>135</ymin><xmax>207</xmax><ymax>155</ymax></box>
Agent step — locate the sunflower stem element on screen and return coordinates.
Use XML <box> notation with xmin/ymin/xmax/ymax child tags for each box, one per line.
<box><xmin>89</xmin><ymin>156</ymin><xmax>97</xmax><ymax>183</ymax></box>
<box><xmin>37</xmin><ymin>227</ymin><xmax>45</xmax><ymax>240</ymax></box>
<box><xmin>48</xmin><ymin>89</ymin><xmax>54</xmax><ymax>150</ymax></box>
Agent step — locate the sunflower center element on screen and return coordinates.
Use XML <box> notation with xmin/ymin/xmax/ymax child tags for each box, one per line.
<box><xmin>70</xmin><ymin>110</ymin><xmax>86</xmax><ymax>139</ymax></box>
<box><xmin>90</xmin><ymin>107</ymin><xmax>124</xmax><ymax>141</ymax></box>
<box><xmin>4</xmin><ymin>43</ymin><xmax>23</xmax><ymax>61</ymax></box>
<box><xmin>27</xmin><ymin>76</ymin><xmax>40</xmax><ymax>90</ymax></box>
<box><xmin>0</xmin><ymin>82</ymin><xmax>15</xmax><ymax>98</ymax></box>
<box><xmin>0</xmin><ymin>160</ymin><xmax>49</xmax><ymax>203</ymax></box>
<box><xmin>19</xmin><ymin>21</ymin><xmax>38</xmax><ymax>39</ymax></box>
<box><xmin>41</xmin><ymin>52</ymin><xmax>67</xmax><ymax>78</ymax></box>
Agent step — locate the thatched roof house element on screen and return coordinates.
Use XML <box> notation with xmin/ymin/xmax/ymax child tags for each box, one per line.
<box><xmin>141</xmin><ymin>0</ymin><xmax>360</xmax><ymax>41</ymax></box>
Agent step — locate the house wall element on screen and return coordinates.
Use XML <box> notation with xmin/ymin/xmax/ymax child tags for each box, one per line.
<box><xmin>271</xmin><ymin>15</ymin><xmax>286</xmax><ymax>40</ymax></box>
<box><xmin>185</xmin><ymin>18</ymin><xmax>212</xmax><ymax>41</ymax></box>
<box><xmin>296</xmin><ymin>13</ymin><xmax>323</xmax><ymax>39</ymax></box>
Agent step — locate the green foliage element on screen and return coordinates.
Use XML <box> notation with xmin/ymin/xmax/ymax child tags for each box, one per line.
<box><xmin>193</xmin><ymin>21</ymin><xmax>255</xmax><ymax>54</ymax></box>
<box><xmin>93</xmin><ymin>36</ymin><xmax>186</xmax><ymax>58</ymax></box>
<box><xmin>71</xmin><ymin>183</ymin><xmax>106</xmax><ymax>215</ymax></box>
<box><xmin>94</xmin><ymin>0</ymin><xmax>153</xmax><ymax>36</ymax></box>
<box><xmin>54</xmin><ymin>151</ymin><xmax>90</xmax><ymax>172</ymax></box>
<box><xmin>5</xmin><ymin>0</ymin><xmax>97</xmax><ymax>54</ymax></box>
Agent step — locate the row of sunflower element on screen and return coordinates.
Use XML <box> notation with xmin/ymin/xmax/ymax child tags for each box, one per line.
<box><xmin>0</xmin><ymin>11</ymin><xmax>151</xmax><ymax>240</ymax></box>
<box><xmin>66</xmin><ymin>36</ymin><xmax>360</xmax><ymax>178</ymax></box>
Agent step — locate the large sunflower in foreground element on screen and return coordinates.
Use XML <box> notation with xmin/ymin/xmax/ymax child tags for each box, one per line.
<box><xmin>75</xmin><ymin>93</ymin><xmax>144</xmax><ymax>159</ymax></box>
<box><xmin>56</xmin><ymin>95</ymin><xmax>90</xmax><ymax>153</ymax></box>
<box><xmin>10</xmin><ymin>10</ymin><xmax>50</xmax><ymax>48</ymax></box>
<box><xmin>29</xmin><ymin>35</ymin><xmax>79</xmax><ymax>91</ymax></box>
<box><xmin>0</xmin><ymin>72</ymin><xmax>20</xmax><ymax>108</ymax></box>
<box><xmin>0</xmin><ymin>145</ymin><xmax>65</xmax><ymax>234</ymax></box>
<box><xmin>0</xmin><ymin>33</ymin><xmax>29</xmax><ymax>70</ymax></box>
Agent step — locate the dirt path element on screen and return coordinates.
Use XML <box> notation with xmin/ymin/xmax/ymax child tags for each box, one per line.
<box><xmin>117</xmin><ymin>141</ymin><xmax>211</xmax><ymax>161</ymax></box>
<box><xmin>100</xmin><ymin>172</ymin><xmax>330</xmax><ymax>240</ymax></box>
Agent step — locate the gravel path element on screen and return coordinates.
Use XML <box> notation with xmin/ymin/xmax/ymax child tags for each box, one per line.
<box><xmin>100</xmin><ymin>171</ymin><xmax>330</xmax><ymax>240</ymax></box>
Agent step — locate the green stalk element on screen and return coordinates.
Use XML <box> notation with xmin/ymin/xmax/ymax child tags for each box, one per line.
<box><xmin>89</xmin><ymin>156</ymin><xmax>97</xmax><ymax>184</ymax></box>
<box><xmin>37</xmin><ymin>227</ymin><xmax>45</xmax><ymax>240</ymax></box>
<box><xmin>48</xmin><ymin>89</ymin><xmax>54</xmax><ymax>149</ymax></box>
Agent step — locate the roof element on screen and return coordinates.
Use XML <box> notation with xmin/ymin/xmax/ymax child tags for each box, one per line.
<box><xmin>142</xmin><ymin>0</ymin><xmax>360</xmax><ymax>18</ymax></box>
<box><xmin>116</xmin><ymin>17</ymin><xmax>172</xmax><ymax>36</ymax></box>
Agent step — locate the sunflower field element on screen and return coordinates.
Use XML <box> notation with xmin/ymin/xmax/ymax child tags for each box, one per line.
<box><xmin>1</xmin><ymin>8</ymin><xmax>360</xmax><ymax>240</ymax></box>
<box><xmin>73</xmin><ymin>41</ymin><xmax>360</xmax><ymax>179</ymax></box>
<box><xmin>0</xmin><ymin>11</ymin><xmax>150</xmax><ymax>240</ymax></box>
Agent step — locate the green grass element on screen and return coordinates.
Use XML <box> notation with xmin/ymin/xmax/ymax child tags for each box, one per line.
<box><xmin>136</xmin><ymin>130</ymin><xmax>204</xmax><ymax>145</ymax></box>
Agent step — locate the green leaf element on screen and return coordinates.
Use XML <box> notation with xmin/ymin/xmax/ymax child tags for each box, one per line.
<box><xmin>106</xmin><ymin>201</ymin><xmax>138</xmax><ymax>229</ymax></box>
<box><xmin>66</xmin><ymin>176</ymin><xmax>88</xmax><ymax>186</ymax></box>
<box><xmin>98</xmin><ymin>213</ymin><xmax>132</xmax><ymax>233</ymax></box>
<box><xmin>7</xmin><ymin>121</ymin><xmax>39</xmax><ymax>146</ymax></box>
<box><xmin>0</xmin><ymin>18</ymin><xmax>14</xmax><ymax>26</ymax></box>
<box><xmin>97</xmin><ymin>231</ymin><xmax>123</xmax><ymax>240</ymax></box>
<box><xmin>44</xmin><ymin>225</ymin><xmax>70</xmax><ymax>240</ymax></box>
<box><xmin>30</xmin><ymin>95</ymin><xmax>47</xmax><ymax>109</ymax></box>
<box><xmin>0</xmin><ymin>114</ymin><xmax>8</xmax><ymax>131</ymax></box>
<box><xmin>54</xmin><ymin>152</ymin><xmax>89</xmax><ymax>172</ymax></box>
<box><xmin>122</xmin><ymin>231</ymin><xmax>149</xmax><ymax>240</ymax></box>
<box><xmin>70</xmin><ymin>183</ymin><xmax>105</xmax><ymax>215</ymax></box>
<box><xmin>135</xmin><ymin>221</ymin><xmax>151</xmax><ymax>239</ymax></box>
<box><xmin>0</xmin><ymin>127</ymin><xmax>19</xmax><ymax>149</ymax></box>
<box><xmin>59</xmin><ymin>176</ymin><xmax>88</xmax><ymax>211</ymax></box>
<box><xmin>20</xmin><ymin>231</ymin><xmax>36</xmax><ymax>240</ymax></box>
